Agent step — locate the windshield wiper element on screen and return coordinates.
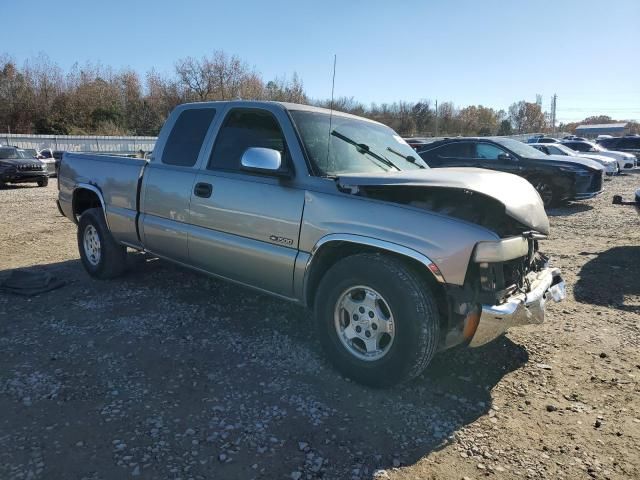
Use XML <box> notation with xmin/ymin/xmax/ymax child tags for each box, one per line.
<box><xmin>331</xmin><ymin>130</ymin><xmax>400</xmax><ymax>171</ymax></box>
<box><xmin>386</xmin><ymin>147</ymin><xmax>425</xmax><ymax>168</ymax></box>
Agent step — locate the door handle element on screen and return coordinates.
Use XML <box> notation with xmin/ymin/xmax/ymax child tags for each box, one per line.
<box><xmin>194</xmin><ymin>182</ymin><xmax>212</xmax><ymax>198</ymax></box>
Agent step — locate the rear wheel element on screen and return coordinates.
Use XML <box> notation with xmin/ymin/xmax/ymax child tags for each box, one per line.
<box><xmin>37</xmin><ymin>177</ymin><xmax>48</xmax><ymax>187</ymax></box>
<box><xmin>77</xmin><ymin>208</ymin><xmax>127</xmax><ymax>279</ymax></box>
<box><xmin>314</xmin><ymin>253</ymin><xmax>440</xmax><ymax>387</ymax></box>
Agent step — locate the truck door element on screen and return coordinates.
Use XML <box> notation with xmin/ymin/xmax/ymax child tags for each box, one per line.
<box><xmin>187</xmin><ymin>107</ymin><xmax>305</xmax><ymax>298</ymax></box>
<box><xmin>140</xmin><ymin>107</ymin><xmax>217</xmax><ymax>263</ymax></box>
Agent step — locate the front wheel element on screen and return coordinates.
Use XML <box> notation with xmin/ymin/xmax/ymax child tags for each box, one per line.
<box><xmin>532</xmin><ymin>178</ymin><xmax>557</xmax><ymax>208</ymax></box>
<box><xmin>37</xmin><ymin>177</ymin><xmax>48</xmax><ymax>187</ymax></box>
<box><xmin>314</xmin><ymin>253</ymin><xmax>440</xmax><ymax>387</ymax></box>
<box><xmin>77</xmin><ymin>208</ymin><xmax>127</xmax><ymax>279</ymax></box>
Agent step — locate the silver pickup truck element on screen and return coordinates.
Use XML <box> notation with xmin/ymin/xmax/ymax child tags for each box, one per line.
<box><xmin>57</xmin><ymin>101</ymin><xmax>565</xmax><ymax>387</ymax></box>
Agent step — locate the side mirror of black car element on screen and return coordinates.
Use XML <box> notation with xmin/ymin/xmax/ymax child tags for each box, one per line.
<box><xmin>497</xmin><ymin>153</ymin><xmax>512</xmax><ymax>161</ymax></box>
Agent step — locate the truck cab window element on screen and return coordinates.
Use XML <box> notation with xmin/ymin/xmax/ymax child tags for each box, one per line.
<box><xmin>162</xmin><ymin>108</ymin><xmax>216</xmax><ymax>167</ymax></box>
<box><xmin>208</xmin><ymin>109</ymin><xmax>286</xmax><ymax>171</ymax></box>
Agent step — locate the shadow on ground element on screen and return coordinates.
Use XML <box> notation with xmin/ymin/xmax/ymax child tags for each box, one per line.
<box><xmin>547</xmin><ymin>202</ymin><xmax>594</xmax><ymax>217</ymax></box>
<box><xmin>0</xmin><ymin>256</ymin><xmax>529</xmax><ymax>479</ymax></box>
<box><xmin>574</xmin><ymin>245</ymin><xmax>640</xmax><ymax>312</ymax></box>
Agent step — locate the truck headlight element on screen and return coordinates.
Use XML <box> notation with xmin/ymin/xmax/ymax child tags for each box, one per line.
<box><xmin>473</xmin><ymin>237</ymin><xmax>529</xmax><ymax>263</ymax></box>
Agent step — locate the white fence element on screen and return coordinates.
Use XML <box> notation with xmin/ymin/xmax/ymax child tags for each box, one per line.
<box><xmin>2</xmin><ymin>131</ymin><xmax>570</xmax><ymax>155</ymax></box>
<box><xmin>1</xmin><ymin>134</ymin><xmax>157</xmax><ymax>154</ymax></box>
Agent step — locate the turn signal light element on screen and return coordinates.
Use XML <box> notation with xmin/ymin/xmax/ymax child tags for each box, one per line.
<box><xmin>463</xmin><ymin>308</ymin><xmax>481</xmax><ymax>341</ymax></box>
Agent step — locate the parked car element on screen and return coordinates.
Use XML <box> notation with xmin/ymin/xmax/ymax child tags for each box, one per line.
<box><xmin>531</xmin><ymin>143</ymin><xmax>618</xmax><ymax>175</ymax></box>
<box><xmin>563</xmin><ymin>135</ymin><xmax>587</xmax><ymax>141</ymax></box>
<box><xmin>403</xmin><ymin>137</ymin><xmax>435</xmax><ymax>151</ymax></box>
<box><xmin>561</xmin><ymin>140</ymin><xmax>637</xmax><ymax>171</ymax></box>
<box><xmin>57</xmin><ymin>101</ymin><xmax>565</xmax><ymax>387</ymax></box>
<box><xmin>596</xmin><ymin>136</ymin><xmax>640</xmax><ymax>161</ymax></box>
<box><xmin>39</xmin><ymin>148</ymin><xmax>65</xmax><ymax>175</ymax></box>
<box><xmin>417</xmin><ymin>137</ymin><xmax>605</xmax><ymax>207</ymax></box>
<box><xmin>18</xmin><ymin>148</ymin><xmax>56</xmax><ymax>176</ymax></box>
<box><xmin>530</xmin><ymin>137</ymin><xmax>560</xmax><ymax>144</ymax></box>
<box><xmin>0</xmin><ymin>146</ymin><xmax>49</xmax><ymax>187</ymax></box>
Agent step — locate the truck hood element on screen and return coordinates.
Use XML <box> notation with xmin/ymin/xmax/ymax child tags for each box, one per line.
<box><xmin>337</xmin><ymin>167</ymin><xmax>550</xmax><ymax>235</ymax></box>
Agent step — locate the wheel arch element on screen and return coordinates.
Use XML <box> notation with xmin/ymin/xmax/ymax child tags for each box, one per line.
<box><xmin>303</xmin><ymin>235</ymin><xmax>446</xmax><ymax>309</ymax></box>
<box><xmin>72</xmin><ymin>184</ymin><xmax>107</xmax><ymax>223</ymax></box>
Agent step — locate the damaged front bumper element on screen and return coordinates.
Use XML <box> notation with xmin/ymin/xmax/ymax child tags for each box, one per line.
<box><xmin>469</xmin><ymin>267</ymin><xmax>565</xmax><ymax>347</ymax></box>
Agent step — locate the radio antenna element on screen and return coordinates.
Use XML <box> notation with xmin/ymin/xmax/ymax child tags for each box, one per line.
<box><xmin>326</xmin><ymin>54</ymin><xmax>337</xmax><ymax>168</ymax></box>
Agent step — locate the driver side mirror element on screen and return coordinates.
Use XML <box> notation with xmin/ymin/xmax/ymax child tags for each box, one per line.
<box><xmin>497</xmin><ymin>153</ymin><xmax>512</xmax><ymax>161</ymax></box>
<box><xmin>240</xmin><ymin>147</ymin><xmax>289</xmax><ymax>177</ymax></box>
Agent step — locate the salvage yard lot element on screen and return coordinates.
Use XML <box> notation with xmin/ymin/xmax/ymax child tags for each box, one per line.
<box><xmin>1</xmin><ymin>176</ymin><xmax>639</xmax><ymax>480</ymax></box>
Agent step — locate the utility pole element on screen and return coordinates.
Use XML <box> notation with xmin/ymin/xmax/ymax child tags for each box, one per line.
<box><xmin>551</xmin><ymin>94</ymin><xmax>557</xmax><ymax>135</ymax></box>
<box><xmin>435</xmin><ymin>99</ymin><xmax>438</xmax><ymax>137</ymax></box>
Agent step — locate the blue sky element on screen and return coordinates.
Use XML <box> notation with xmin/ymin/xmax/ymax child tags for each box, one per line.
<box><xmin>2</xmin><ymin>0</ymin><xmax>639</xmax><ymax>123</ymax></box>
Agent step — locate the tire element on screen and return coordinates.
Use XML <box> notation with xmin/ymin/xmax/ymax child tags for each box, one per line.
<box><xmin>531</xmin><ymin>177</ymin><xmax>557</xmax><ymax>208</ymax></box>
<box><xmin>314</xmin><ymin>253</ymin><xmax>440</xmax><ymax>387</ymax></box>
<box><xmin>77</xmin><ymin>207</ymin><xmax>127</xmax><ymax>279</ymax></box>
<box><xmin>37</xmin><ymin>177</ymin><xmax>48</xmax><ymax>187</ymax></box>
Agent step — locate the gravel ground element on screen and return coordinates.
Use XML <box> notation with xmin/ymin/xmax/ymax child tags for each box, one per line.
<box><xmin>0</xmin><ymin>174</ymin><xmax>639</xmax><ymax>480</ymax></box>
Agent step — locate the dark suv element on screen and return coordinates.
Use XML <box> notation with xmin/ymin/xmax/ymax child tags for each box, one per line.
<box><xmin>418</xmin><ymin>137</ymin><xmax>604</xmax><ymax>207</ymax></box>
<box><xmin>597</xmin><ymin>136</ymin><xmax>640</xmax><ymax>161</ymax></box>
<box><xmin>0</xmin><ymin>146</ymin><xmax>49</xmax><ymax>187</ymax></box>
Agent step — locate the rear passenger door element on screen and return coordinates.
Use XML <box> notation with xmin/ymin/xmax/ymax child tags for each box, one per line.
<box><xmin>187</xmin><ymin>107</ymin><xmax>305</xmax><ymax>298</ymax></box>
<box><xmin>140</xmin><ymin>107</ymin><xmax>217</xmax><ymax>263</ymax></box>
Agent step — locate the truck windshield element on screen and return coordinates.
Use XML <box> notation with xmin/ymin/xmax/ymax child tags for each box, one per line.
<box><xmin>290</xmin><ymin>110</ymin><xmax>427</xmax><ymax>175</ymax></box>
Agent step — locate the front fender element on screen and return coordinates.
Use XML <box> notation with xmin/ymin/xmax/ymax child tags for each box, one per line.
<box><xmin>299</xmin><ymin>191</ymin><xmax>499</xmax><ymax>287</ymax></box>
<box><xmin>301</xmin><ymin>233</ymin><xmax>446</xmax><ymax>305</ymax></box>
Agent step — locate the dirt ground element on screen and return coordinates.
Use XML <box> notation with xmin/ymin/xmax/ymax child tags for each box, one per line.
<box><xmin>0</xmin><ymin>174</ymin><xmax>639</xmax><ymax>480</ymax></box>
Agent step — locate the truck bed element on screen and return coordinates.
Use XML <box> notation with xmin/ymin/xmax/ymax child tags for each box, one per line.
<box><xmin>58</xmin><ymin>153</ymin><xmax>147</xmax><ymax>247</ymax></box>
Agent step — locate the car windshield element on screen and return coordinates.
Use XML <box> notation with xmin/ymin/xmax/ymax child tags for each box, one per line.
<box><xmin>492</xmin><ymin>138</ymin><xmax>548</xmax><ymax>159</ymax></box>
<box><xmin>0</xmin><ymin>148</ymin><xmax>21</xmax><ymax>159</ymax></box>
<box><xmin>289</xmin><ymin>110</ymin><xmax>427</xmax><ymax>175</ymax></box>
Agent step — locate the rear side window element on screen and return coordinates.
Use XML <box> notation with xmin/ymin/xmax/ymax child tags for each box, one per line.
<box><xmin>565</xmin><ymin>142</ymin><xmax>589</xmax><ymax>152</ymax></box>
<box><xmin>162</xmin><ymin>108</ymin><xmax>216</xmax><ymax>166</ymax></box>
<box><xmin>436</xmin><ymin>142</ymin><xmax>475</xmax><ymax>158</ymax></box>
<box><xmin>208</xmin><ymin>109</ymin><xmax>286</xmax><ymax>171</ymax></box>
<box><xmin>598</xmin><ymin>138</ymin><xmax>618</xmax><ymax>149</ymax></box>
<box><xmin>618</xmin><ymin>137</ymin><xmax>640</xmax><ymax>149</ymax></box>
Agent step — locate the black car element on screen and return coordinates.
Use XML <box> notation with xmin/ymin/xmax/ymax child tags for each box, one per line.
<box><xmin>597</xmin><ymin>136</ymin><xmax>640</xmax><ymax>161</ymax></box>
<box><xmin>0</xmin><ymin>146</ymin><xmax>49</xmax><ymax>187</ymax></box>
<box><xmin>417</xmin><ymin>137</ymin><xmax>604</xmax><ymax>207</ymax></box>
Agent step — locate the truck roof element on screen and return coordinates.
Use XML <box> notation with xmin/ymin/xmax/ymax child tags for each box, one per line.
<box><xmin>177</xmin><ymin>100</ymin><xmax>385</xmax><ymax>126</ymax></box>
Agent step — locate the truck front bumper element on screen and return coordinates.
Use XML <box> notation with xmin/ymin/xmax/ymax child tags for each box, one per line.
<box><xmin>469</xmin><ymin>267</ymin><xmax>565</xmax><ymax>347</ymax></box>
